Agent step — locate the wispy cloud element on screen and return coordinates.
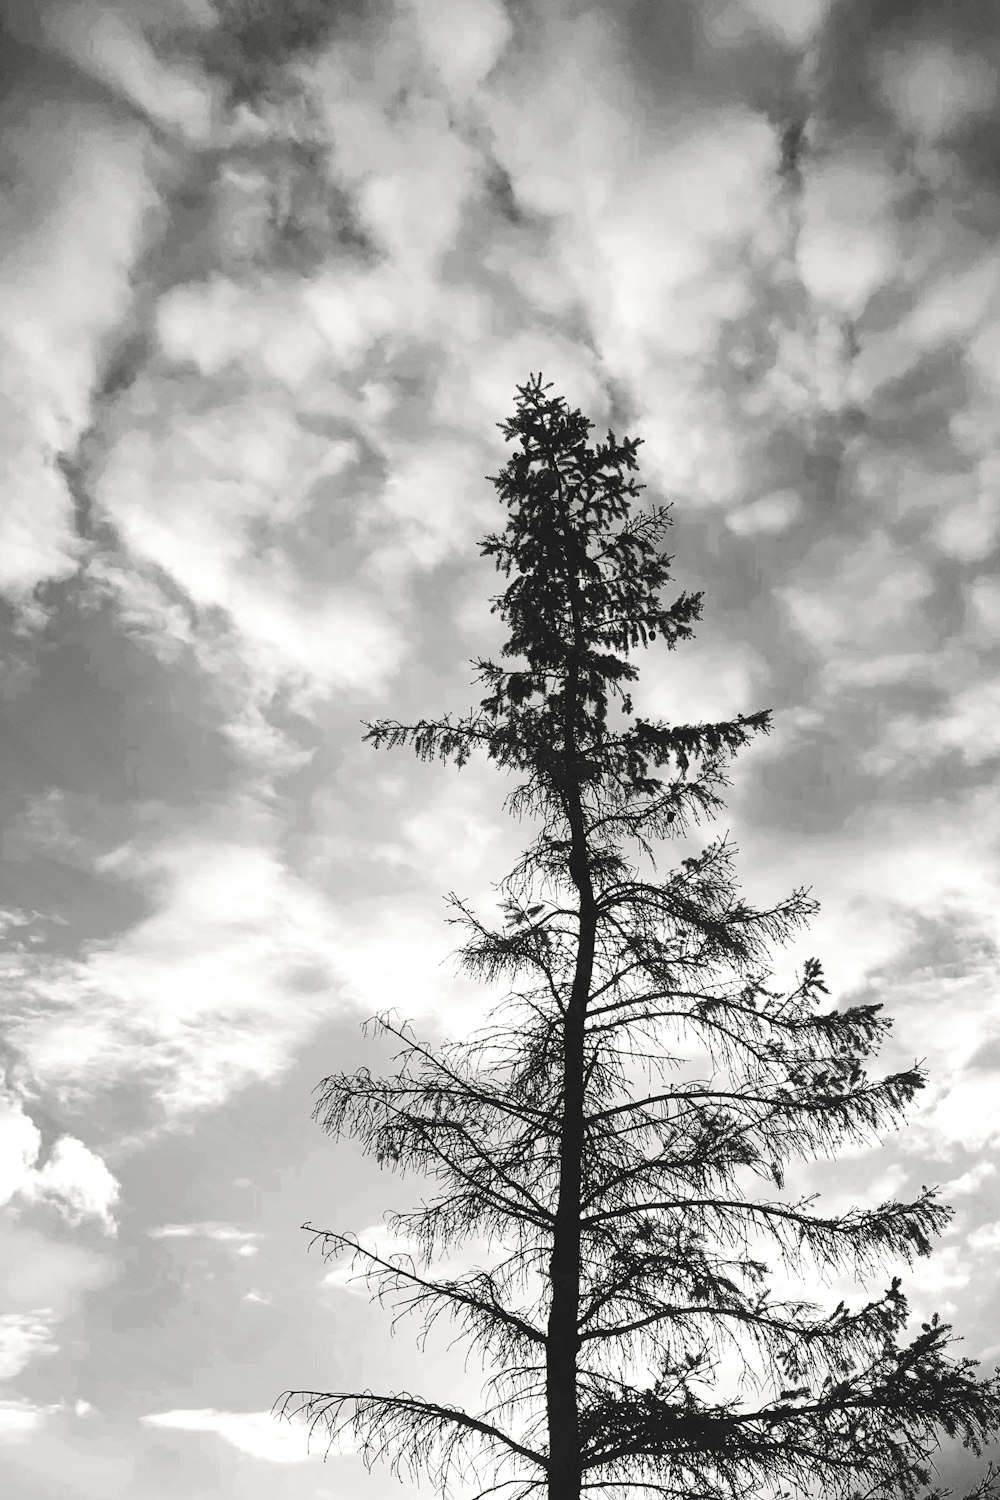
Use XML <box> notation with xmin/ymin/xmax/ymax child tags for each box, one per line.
<box><xmin>148</xmin><ymin>1221</ymin><xmax>260</xmax><ymax>1250</ymax></box>
<box><xmin>0</xmin><ymin>1312</ymin><xmax>60</xmax><ymax>1381</ymax></box>
<box><xmin>5</xmin><ymin>837</ymin><xmax>346</xmax><ymax>1120</ymax></box>
<box><xmin>141</xmin><ymin>1407</ymin><xmax>331</xmax><ymax>1463</ymax></box>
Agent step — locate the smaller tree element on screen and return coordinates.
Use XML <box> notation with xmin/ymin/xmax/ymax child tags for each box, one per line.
<box><xmin>278</xmin><ymin>375</ymin><xmax>1000</xmax><ymax>1500</ymax></box>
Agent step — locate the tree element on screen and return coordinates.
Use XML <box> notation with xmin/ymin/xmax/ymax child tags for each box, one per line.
<box><xmin>277</xmin><ymin>375</ymin><xmax>1000</xmax><ymax>1500</ymax></box>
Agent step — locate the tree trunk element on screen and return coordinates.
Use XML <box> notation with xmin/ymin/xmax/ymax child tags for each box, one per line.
<box><xmin>545</xmin><ymin>778</ymin><xmax>596</xmax><ymax>1500</ymax></box>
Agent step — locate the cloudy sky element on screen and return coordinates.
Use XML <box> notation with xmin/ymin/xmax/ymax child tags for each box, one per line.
<box><xmin>1</xmin><ymin>0</ymin><xmax>1000</xmax><ymax>1494</ymax></box>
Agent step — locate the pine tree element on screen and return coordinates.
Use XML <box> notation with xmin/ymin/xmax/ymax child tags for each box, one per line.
<box><xmin>278</xmin><ymin>375</ymin><xmax>1000</xmax><ymax>1500</ymax></box>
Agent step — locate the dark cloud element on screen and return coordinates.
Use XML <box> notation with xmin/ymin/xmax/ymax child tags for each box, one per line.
<box><xmin>594</xmin><ymin>0</ymin><xmax>808</xmax><ymax>125</ymax></box>
<box><xmin>0</xmin><ymin>595</ymin><xmax>240</xmax><ymax>811</ymax></box>
<box><xmin>815</xmin><ymin>0</ymin><xmax>1000</xmax><ymax>146</ymax></box>
<box><xmin>0</xmin><ymin>1</ymin><xmax>179</xmax><ymax>143</ymax></box>
<box><xmin>194</xmin><ymin>0</ymin><xmax>384</xmax><ymax>102</ymax></box>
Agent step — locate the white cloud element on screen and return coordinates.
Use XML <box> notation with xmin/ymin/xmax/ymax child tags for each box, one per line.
<box><xmin>0</xmin><ymin>1092</ymin><xmax>120</xmax><ymax>1233</ymax></box>
<box><xmin>932</xmin><ymin>484</ymin><xmax>1000</xmax><ymax>562</ymax></box>
<box><xmin>912</xmin><ymin>1070</ymin><xmax>1000</xmax><ymax>1156</ymax></box>
<box><xmin>94</xmin><ymin>383</ymin><xmax>405</xmax><ymax>702</ymax></box>
<box><xmin>967</xmin><ymin>576</ymin><xmax>1000</xmax><ymax>636</ymax></box>
<box><xmin>304</xmin><ymin>33</ymin><xmax>480</xmax><ymax>274</ymax></box>
<box><xmin>907</xmin><ymin>254</ymin><xmax>1000</xmax><ymax>351</ymax></box>
<box><xmin>405</xmin><ymin>0</ymin><xmax>512</xmax><ymax>105</ymax></box>
<box><xmin>41</xmin><ymin>0</ymin><xmax>218</xmax><ymax>143</ymax></box>
<box><xmin>900</xmin><ymin>1243</ymin><xmax>969</xmax><ymax>1324</ymax></box>
<box><xmin>83</xmin><ymin>558</ymin><xmax>319</xmax><ymax>779</ymax></box>
<box><xmin>319</xmin><ymin>1223</ymin><xmax>486</xmax><ymax>1295</ymax></box>
<box><xmin>364</xmin><ymin>437</ymin><xmax>496</xmax><ymax>582</ymax></box>
<box><xmin>485</xmin><ymin>8</ymin><xmax>637</xmax><ymax>220</ymax></box>
<box><xmin>967</xmin><ymin>1221</ymin><xmax>1000</xmax><ymax>1253</ymax></box>
<box><xmin>740</xmin><ymin>779</ymin><xmax>1000</xmax><ymax>1027</ymax></box>
<box><xmin>726</xmin><ymin>489</ymin><xmax>803</xmax><ymax>536</ymax></box>
<box><xmin>797</xmin><ymin>155</ymin><xmax>901</xmax><ymax>315</ymax></box>
<box><xmin>733</xmin><ymin>0</ymin><xmax>830</xmax><ymax>44</ymax></box>
<box><xmin>860</xmin><ymin>680</ymin><xmax>1000</xmax><ymax>776</ymax></box>
<box><xmin>148</xmin><ymin>1222</ymin><xmax>260</xmax><ymax>1248</ymax></box>
<box><xmin>315</xmin><ymin>892</ymin><xmax>503</xmax><ymax>1038</ymax></box>
<box><xmin>30</xmin><ymin>1138</ymin><xmax>120</xmax><ymax>1235</ymax></box>
<box><xmin>141</xmin><ymin>1408</ymin><xmax>334</xmax><ymax>1463</ymax></box>
<box><xmin>588</xmin><ymin>110</ymin><xmax>774</xmax><ymax>351</ymax></box>
<box><xmin>632</xmin><ymin>635</ymin><xmax>763</xmax><ymax>734</ymax></box>
<box><xmin>877</xmin><ymin>41</ymin><xmax>998</xmax><ymax>141</ymax></box>
<box><xmin>433</xmin><ymin>325</ymin><xmax>609</xmax><ymax>465</ymax></box>
<box><xmin>319</xmin><ymin>1224</ymin><xmax>421</xmax><ymax>1294</ymax></box>
<box><xmin>776</xmin><ymin>531</ymin><xmax>934</xmax><ymax>661</ymax></box>
<box><xmin>6</xmin><ymin>817</ymin><xmax>355</xmax><ymax>1120</ymax></box>
<box><xmin>0</xmin><ymin>1399</ymin><xmax>53</xmax><ymax>1441</ymax></box>
<box><xmin>156</xmin><ymin>275</ymin><xmax>331</xmax><ymax>385</ymax></box>
<box><xmin>375</xmin><ymin>774</ymin><xmax>504</xmax><ymax>884</ymax></box>
<box><xmin>0</xmin><ymin>380</ymin><xmax>81</xmax><ymax>612</ymax></box>
<box><xmin>0</xmin><ymin>1312</ymin><xmax>59</xmax><ymax>1381</ymax></box>
<box><xmin>532</xmin><ymin>96</ymin><xmax>778</xmax><ymax>504</ymax></box>
<box><xmin>0</xmin><ymin>1095</ymin><xmax>43</xmax><ymax>1211</ymax></box>
<box><xmin>0</xmin><ymin>96</ymin><xmax>155</xmax><ymax>609</ymax></box>
<box><xmin>944</xmin><ymin>1161</ymin><xmax>997</xmax><ymax>1198</ymax></box>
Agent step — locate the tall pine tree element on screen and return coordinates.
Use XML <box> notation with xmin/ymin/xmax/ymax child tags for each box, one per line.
<box><xmin>278</xmin><ymin>375</ymin><xmax>1000</xmax><ymax>1500</ymax></box>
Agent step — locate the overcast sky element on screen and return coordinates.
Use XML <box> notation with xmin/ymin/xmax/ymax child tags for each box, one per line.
<box><xmin>1</xmin><ymin>0</ymin><xmax>999</xmax><ymax>1496</ymax></box>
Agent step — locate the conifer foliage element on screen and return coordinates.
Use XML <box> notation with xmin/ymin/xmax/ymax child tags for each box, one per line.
<box><xmin>278</xmin><ymin>376</ymin><xmax>1000</xmax><ymax>1500</ymax></box>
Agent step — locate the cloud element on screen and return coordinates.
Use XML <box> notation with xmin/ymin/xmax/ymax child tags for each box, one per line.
<box><xmin>0</xmin><ymin>1092</ymin><xmax>120</xmax><ymax>1233</ymax></box>
<box><xmin>860</xmin><ymin>680</ymin><xmax>1000</xmax><ymax>777</ymax></box>
<box><xmin>631</xmin><ymin>635</ymin><xmax>765</xmax><ymax>738</ymax></box>
<box><xmin>0</xmin><ymin>1312</ymin><xmax>60</xmax><ymax>1381</ymax></box>
<box><xmin>774</xmin><ymin>530</ymin><xmax>936</xmax><ymax>670</ymax></box>
<box><xmin>92</xmin><ymin>380</ymin><xmax>406</xmax><ymax>707</ymax></box>
<box><xmin>796</xmin><ymin>152</ymin><xmax>902</xmax><ymax>316</ymax></box>
<box><xmin>876</xmin><ymin>39</ymin><xmax>998</xmax><ymax>141</ymax></box>
<box><xmin>38</xmin><ymin>0</ymin><xmax>219</xmax><ymax>142</ymax></box>
<box><xmin>315</xmin><ymin>79</ymin><xmax>479</xmax><ymax>275</ymax></box>
<box><xmin>902</xmin><ymin>1243</ymin><xmax>971</xmax><ymax>1309</ymax></box>
<box><xmin>0</xmin><ymin>59</ymin><xmax>157</xmax><ymax>614</ymax></box>
<box><xmin>944</xmin><ymin>1161</ymin><xmax>997</xmax><ymax>1198</ymax></box>
<box><xmin>0</xmin><ymin>1399</ymin><xmax>55</xmax><ymax>1442</ymax></box>
<box><xmin>148</xmin><ymin>1222</ymin><xmax>260</xmax><ymax>1251</ymax></box>
<box><xmin>5</xmin><ymin>813</ymin><xmax>355</xmax><ymax>1121</ymax></box>
<box><xmin>141</xmin><ymin>1407</ymin><xmax>333</xmax><ymax>1463</ymax></box>
<box><xmin>318</xmin><ymin>1223</ymin><xmax>489</xmax><ymax>1297</ymax></box>
<box><xmin>373</xmin><ymin>773</ymin><xmax>505</xmax><ymax>884</ymax></box>
<box><xmin>0</xmin><ymin>1224</ymin><xmax>115</xmax><ymax>1319</ymax></box>
<box><xmin>30</xmin><ymin>1139</ymin><xmax>121</xmax><ymax>1234</ymax></box>
<box><xmin>967</xmin><ymin>1221</ymin><xmax>1000</xmax><ymax>1254</ymax></box>
<box><xmin>405</xmin><ymin>0</ymin><xmax>513</xmax><ymax>106</ymax></box>
<box><xmin>725</xmin><ymin>488</ymin><xmax>803</xmax><ymax>536</ymax></box>
<box><xmin>736</xmin><ymin>0</ymin><xmax>831</xmax><ymax>45</ymax></box>
<box><xmin>362</xmin><ymin>435</ymin><xmax>498</xmax><ymax>584</ymax></box>
<box><xmin>0</xmin><ymin>383</ymin><xmax>82</xmax><ymax>616</ymax></box>
<box><xmin>318</xmin><ymin>1224</ymin><xmax>421</xmax><ymax>1294</ymax></box>
<box><xmin>0</xmin><ymin>1093</ymin><xmax>43</xmax><ymax>1211</ymax></box>
<box><xmin>155</xmin><ymin>274</ymin><xmax>332</xmax><ymax>385</ymax></box>
<box><xmin>912</xmin><ymin>1071</ymin><xmax>1000</xmax><ymax>1158</ymax></box>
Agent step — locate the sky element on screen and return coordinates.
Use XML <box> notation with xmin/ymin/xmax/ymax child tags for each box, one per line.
<box><xmin>0</xmin><ymin>0</ymin><xmax>999</xmax><ymax>1495</ymax></box>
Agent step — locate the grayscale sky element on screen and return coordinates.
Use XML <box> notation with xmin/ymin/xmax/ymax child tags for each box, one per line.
<box><xmin>1</xmin><ymin>1</ymin><xmax>999</xmax><ymax>1496</ymax></box>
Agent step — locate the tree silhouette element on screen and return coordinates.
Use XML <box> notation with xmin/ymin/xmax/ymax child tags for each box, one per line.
<box><xmin>278</xmin><ymin>375</ymin><xmax>1000</xmax><ymax>1500</ymax></box>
